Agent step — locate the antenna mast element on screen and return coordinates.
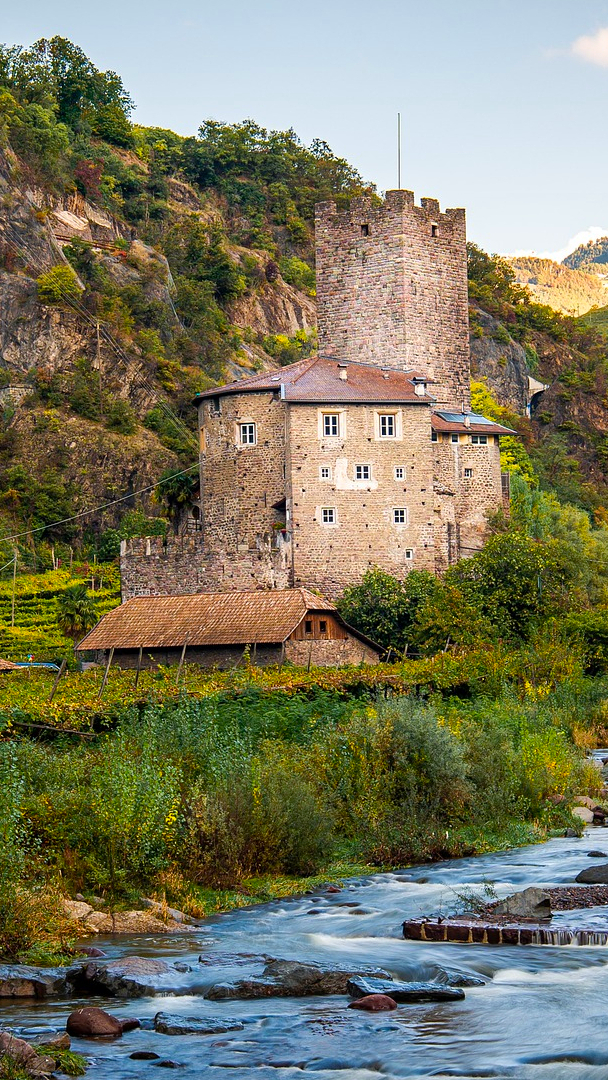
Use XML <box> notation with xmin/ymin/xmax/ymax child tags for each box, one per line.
<box><xmin>397</xmin><ymin>112</ymin><xmax>402</xmax><ymax>189</ymax></box>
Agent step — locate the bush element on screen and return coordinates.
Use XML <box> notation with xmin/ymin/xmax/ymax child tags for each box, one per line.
<box><xmin>36</xmin><ymin>265</ymin><xmax>82</xmax><ymax>304</ymax></box>
<box><xmin>104</xmin><ymin>399</ymin><xmax>137</xmax><ymax>434</ymax></box>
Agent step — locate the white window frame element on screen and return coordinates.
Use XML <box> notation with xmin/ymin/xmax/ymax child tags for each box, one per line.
<box><xmin>355</xmin><ymin>463</ymin><xmax>371</xmax><ymax>481</ymax></box>
<box><xmin>239</xmin><ymin>422</ymin><xmax>257</xmax><ymax>446</ymax></box>
<box><xmin>319</xmin><ymin>465</ymin><xmax>332</xmax><ymax>481</ymax></box>
<box><xmin>393</xmin><ymin>507</ymin><xmax>408</xmax><ymax>526</ymax></box>
<box><xmin>464</xmin><ymin>467</ymin><xmax>473</xmax><ymax>478</ymax></box>
<box><xmin>471</xmin><ymin>434</ymin><xmax>488</xmax><ymax>445</ymax></box>
<box><xmin>322</xmin><ymin>412</ymin><xmax>340</xmax><ymax>437</ymax></box>
<box><xmin>405</xmin><ymin>548</ymin><xmax>414</xmax><ymax>560</ymax></box>
<box><xmin>394</xmin><ymin>466</ymin><xmax>405</xmax><ymax>481</ymax></box>
<box><xmin>321</xmin><ymin>507</ymin><xmax>338</xmax><ymax>526</ymax></box>
<box><xmin>379</xmin><ymin>413</ymin><xmax>396</xmax><ymax>438</ymax></box>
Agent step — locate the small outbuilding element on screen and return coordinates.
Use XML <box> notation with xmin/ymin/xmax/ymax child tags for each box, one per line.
<box><xmin>75</xmin><ymin>588</ymin><xmax>381</xmax><ymax>669</ymax></box>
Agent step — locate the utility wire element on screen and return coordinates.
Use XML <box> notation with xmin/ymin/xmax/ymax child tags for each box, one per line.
<box><xmin>0</xmin><ymin>462</ymin><xmax>201</xmax><ymax>545</ymax></box>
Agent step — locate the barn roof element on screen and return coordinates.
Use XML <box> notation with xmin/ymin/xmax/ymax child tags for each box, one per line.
<box><xmin>194</xmin><ymin>356</ymin><xmax>433</xmax><ymax>405</ymax></box>
<box><xmin>76</xmin><ymin>588</ymin><xmax>380</xmax><ymax>652</ymax></box>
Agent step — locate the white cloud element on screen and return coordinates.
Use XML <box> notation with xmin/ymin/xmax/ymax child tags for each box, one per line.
<box><xmin>571</xmin><ymin>26</ymin><xmax>608</xmax><ymax>67</ymax></box>
<box><xmin>510</xmin><ymin>226</ymin><xmax>608</xmax><ymax>263</ymax></box>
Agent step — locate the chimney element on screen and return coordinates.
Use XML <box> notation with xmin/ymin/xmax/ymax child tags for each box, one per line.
<box><xmin>338</xmin><ymin>364</ymin><xmax>348</xmax><ymax>381</ymax></box>
<box><xmin>463</xmin><ymin>413</ymin><xmax>471</xmax><ymax>428</ymax></box>
<box><xmin>413</xmin><ymin>377</ymin><xmax>426</xmax><ymax>397</ymax></box>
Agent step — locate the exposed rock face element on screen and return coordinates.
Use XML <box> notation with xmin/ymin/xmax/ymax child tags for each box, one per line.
<box><xmin>153</xmin><ymin>1013</ymin><xmax>244</xmax><ymax>1035</ymax></box>
<box><xmin>82</xmin><ymin>909</ymin><xmax>183</xmax><ymax>934</ymax></box>
<box><xmin>228</xmin><ymin>276</ymin><xmax>316</xmax><ymax>338</ymax></box>
<box><xmin>469</xmin><ymin>306</ymin><xmax>530</xmax><ymax>413</ymax></box>
<box><xmin>66</xmin><ymin>1006</ymin><xmax>123</xmax><ymax>1038</ymax></box>
<box><xmin>346</xmin><ymin>976</ymin><xmax>465</xmax><ymax>1003</ymax></box>
<box><xmin>205</xmin><ymin>958</ymin><xmax>392</xmax><ymax>1000</ymax></box>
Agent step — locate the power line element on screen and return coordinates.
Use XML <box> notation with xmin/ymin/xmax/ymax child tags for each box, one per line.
<box><xmin>0</xmin><ymin>462</ymin><xmax>200</xmax><ymax>545</ymax></box>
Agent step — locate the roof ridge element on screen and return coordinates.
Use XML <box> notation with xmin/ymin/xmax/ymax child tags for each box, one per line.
<box><xmin>287</xmin><ymin>355</ymin><xmax>321</xmax><ymax>386</ymax></box>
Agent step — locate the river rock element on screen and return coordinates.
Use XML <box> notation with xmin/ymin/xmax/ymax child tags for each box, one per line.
<box><xmin>347</xmin><ymin>976</ymin><xmax>465</xmax><ymax>1003</ymax></box>
<box><xmin>154</xmin><ymin>1013</ymin><xmax>245</xmax><ymax>1035</ymax></box>
<box><xmin>572</xmin><ymin>806</ymin><xmax>595</xmax><ymax>824</ymax></box>
<box><xmin>588</xmin><ymin>851</ymin><xmax>608</xmax><ymax>858</ymax></box>
<box><xmin>83</xmin><ymin>910</ymin><xmax>179</xmax><ymax>934</ymax></box>
<box><xmin>67</xmin><ymin>1007</ymin><xmax>123</xmax><ymax>1038</ymax></box>
<box><xmin>0</xmin><ymin>1032</ymin><xmax>56</xmax><ymax>1076</ymax></box>
<box><xmin>575</xmin><ymin>863</ymin><xmax>608</xmax><ymax>884</ymax></box>
<box><xmin>432</xmin><ymin>967</ymin><xmax>487</xmax><ymax>987</ymax></box>
<box><xmin>348</xmin><ymin>994</ymin><xmax>397</xmax><ymax>1011</ymax></box>
<box><xmin>76</xmin><ymin>956</ymin><xmax>173</xmax><ymax>997</ymax></box>
<box><xmin>131</xmin><ymin>1051</ymin><xmax>161</xmax><ymax>1060</ymax></box>
<box><xmin>0</xmin><ymin>965</ymin><xmax>67</xmax><ymax>998</ymax></box>
<box><xmin>492</xmin><ymin>887</ymin><xmax>552</xmax><ymax>920</ymax></box>
<box><xmin>206</xmin><ymin>959</ymin><xmax>393</xmax><ymax>1000</ymax></box>
<box><xmin>32</xmin><ymin>1032</ymin><xmax>71</xmax><ymax>1051</ymax></box>
<box><xmin>141</xmin><ymin>898</ymin><xmax>191</xmax><ymax>924</ymax></box>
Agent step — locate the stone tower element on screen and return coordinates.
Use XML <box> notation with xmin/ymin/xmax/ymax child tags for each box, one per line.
<box><xmin>315</xmin><ymin>189</ymin><xmax>471</xmax><ymax>410</ymax></box>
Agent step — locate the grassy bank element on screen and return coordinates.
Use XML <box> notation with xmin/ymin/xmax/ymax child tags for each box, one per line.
<box><xmin>0</xmin><ymin>667</ymin><xmax>602</xmax><ymax>963</ymax></box>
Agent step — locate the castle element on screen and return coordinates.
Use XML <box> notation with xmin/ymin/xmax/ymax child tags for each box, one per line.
<box><xmin>121</xmin><ymin>190</ymin><xmax>513</xmax><ymax>600</ymax></box>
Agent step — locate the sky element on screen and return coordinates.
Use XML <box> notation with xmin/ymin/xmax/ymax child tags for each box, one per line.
<box><xmin>4</xmin><ymin>0</ymin><xmax>608</xmax><ymax>257</ymax></box>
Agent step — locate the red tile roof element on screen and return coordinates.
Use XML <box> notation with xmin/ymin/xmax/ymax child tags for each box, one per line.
<box><xmin>76</xmin><ymin>588</ymin><xmax>379</xmax><ymax>651</ymax></box>
<box><xmin>194</xmin><ymin>356</ymin><xmax>433</xmax><ymax>405</ymax></box>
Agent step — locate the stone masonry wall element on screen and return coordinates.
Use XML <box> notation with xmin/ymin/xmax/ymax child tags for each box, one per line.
<box><xmin>285</xmin><ymin>637</ymin><xmax>380</xmax><ymax>666</ymax></box>
<box><xmin>288</xmin><ymin>400</ymin><xmax>437</xmax><ymax>597</ymax></box>
<box><xmin>315</xmin><ymin>190</ymin><xmax>471</xmax><ymax>411</ymax></box>
<box><xmin>432</xmin><ymin>433</ymin><xmax>503</xmax><ymax>569</ymax></box>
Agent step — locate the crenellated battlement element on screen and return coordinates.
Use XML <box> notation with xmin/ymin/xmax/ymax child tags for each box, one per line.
<box><xmin>315</xmin><ymin>188</ymin><xmax>470</xmax><ymax>409</ymax></box>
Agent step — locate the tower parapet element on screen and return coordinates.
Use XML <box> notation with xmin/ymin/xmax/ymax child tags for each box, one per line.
<box><xmin>315</xmin><ymin>190</ymin><xmax>470</xmax><ymax>410</ymax></box>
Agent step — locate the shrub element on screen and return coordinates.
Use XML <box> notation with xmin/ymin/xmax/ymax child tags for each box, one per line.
<box><xmin>36</xmin><ymin>265</ymin><xmax>82</xmax><ymax>304</ymax></box>
<box><xmin>104</xmin><ymin>399</ymin><xmax>137</xmax><ymax>434</ymax></box>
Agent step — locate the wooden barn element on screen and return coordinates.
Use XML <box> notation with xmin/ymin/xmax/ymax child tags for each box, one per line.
<box><xmin>75</xmin><ymin>588</ymin><xmax>381</xmax><ymax>670</ymax></box>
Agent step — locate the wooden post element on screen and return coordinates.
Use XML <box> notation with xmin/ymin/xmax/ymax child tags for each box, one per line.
<box><xmin>307</xmin><ymin>638</ymin><xmax>313</xmax><ymax>672</ymax></box>
<box><xmin>134</xmin><ymin>646</ymin><xmax>143</xmax><ymax>688</ymax></box>
<box><xmin>48</xmin><ymin>658</ymin><xmax>67</xmax><ymax>703</ymax></box>
<box><xmin>98</xmin><ymin>647</ymin><xmax>114</xmax><ymax>699</ymax></box>
<box><xmin>11</xmin><ymin>549</ymin><xmax>17</xmax><ymax>628</ymax></box>
<box><xmin>175</xmin><ymin>633</ymin><xmax>189</xmax><ymax>686</ymax></box>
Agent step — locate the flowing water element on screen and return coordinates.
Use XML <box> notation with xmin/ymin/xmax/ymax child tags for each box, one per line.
<box><xmin>6</xmin><ymin>804</ymin><xmax>608</xmax><ymax>1077</ymax></box>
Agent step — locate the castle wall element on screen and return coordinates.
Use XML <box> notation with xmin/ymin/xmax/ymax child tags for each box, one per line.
<box><xmin>288</xmin><ymin>401</ymin><xmax>437</xmax><ymax>597</ymax></box>
<box><xmin>432</xmin><ymin>433</ymin><xmax>504</xmax><ymax>569</ymax></box>
<box><xmin>315</xmin><ymin>190</ymin><xmax>470</xmax><ymax>410</ymax></box>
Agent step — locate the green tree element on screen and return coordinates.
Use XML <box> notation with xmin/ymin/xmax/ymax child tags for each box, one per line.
<box><xmin>337</xmin><ymin>567</ymin><xmax>438</xmax><ymax>655</ymax></box>
<box><xmin>37</xmin><ymin>265</ymin><xmax>82</xmax><ymax>304</ymax></box>
<box><xmin>56</xmin><ymin>584</ymin><xmax>97</xmax><ymax>642</ymax></box>
<box><xmin>154</xmin><ymin>468</ymin><xmax>198</xmax><ymax>531</ymax></box>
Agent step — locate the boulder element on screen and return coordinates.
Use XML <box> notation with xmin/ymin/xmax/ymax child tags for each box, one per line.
<box><xmin>206</xmin><ymin>959</ymin><xmax>393</xmax><ymax>1000</ymax></box>
<box><xmin>588</xmin><ymin>851</ymin><xmax>608</xmax><ymax>858</ymax></box>
<box><xmin>32</xmin><ymin>1032</ymin><xmax>71</xmax><ymax>1052</ymax></box>
<box><xmin>347</xmin><ymin>976</ymin><xmax>465</xmax><ymax>1003</ymax></box>
<box><xmin>0</xmin><ymin>1032</ymin><xmax>56</xmax><ymax>1076</ymax></box>
<box><xmin>131</xmin><ymin>1051</ymin><xmax>161</xmax><ymax>1060</ymax></box>
<box><xmin>348</xmin><ymin>994</ymin><xmax>397</xmax><ymax>1011</ymax></box>
<box><xmin>153</xmin><ymin>1013</ymin><xmax>244</xmax><ymax>1035</ymax></box>
<box><xmin>62</xmin><ymin>899</ymin><xmax>94</xmax><ymax>922</ymax></box>
<box><xmin>141</xmin><ymin>899</ymin><xmax>191</xmax><ymax>924</ymax></box>
<box><xmin>66</xmin><ymin>1006</ymin><xmax>123</xmax><ymax>1038</ymax></box>
<box><xmin>492</xmin><ymin>887</ymin><xmax>552</xmax><ymax>920</ymax></box>
<box><xmin>573</xmin><ymin>806</ymin><xmax>594</xmax><ymax>824</ymax></box>
<box><xmin>83</xmin><ymin>910</ymin><xmax>177</xmax><ymax>934</ymax></box>
<box><xmin>576</xmin><ymin>863</ymin><xmax>608</xmax><ymax>884</ymax></box>
<box><xmin>0</xmin><ymin>965</ymin><xmax>67</xmax><ymax>998</ymax></box>
<box><xmin>432</xmin><ymin>967</ymin><xmax>487</xmax><ymax>988</ymax></box>
<box><xmin>575</xmin><ymin>796</ymin><xmax>597</xmax><ymax>809</ymax></box>
<box><xmin>75</xmin><ymin>956</ymin><xmax>172</xmax><ymax>997</ymax></box>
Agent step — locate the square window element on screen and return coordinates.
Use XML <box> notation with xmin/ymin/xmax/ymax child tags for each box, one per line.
<box><xmin>464</xmin><ymin>468</ymin><xmax>473</xmax><ymax>478</ymax></box>
<box><xmin>431</xmin><ymin>431</ymin><xmax>438</xmax><ymax>443</ymax></box>
<box><xmin>393</xmin><ymin>507</ymin><xmax>408</xmax><ymax>525</ymax></box>
<box><xmin>379</xmin><ymin>414</ymin><xmax>396</xmax><ymax>438</ymax></box>
<box><xmin>451</xmin><ymin>433</ymin><xmax>459</xmax><ymax>444</ymax></box>
<box><xmin>471</xmin><ymin>434</ymin><xmax>488</xmax><ymax>445</ymax></box>
<box><xmin>321</xmin><ymin>507</ymin><xmax>337</xmax><ymax>525</ymax></box>
<box><xmin>320</xmin><ymin>466</ymin><xmax>331</xmax><ymax>480</ymax></box>
<box><xmin>323</xmin><ymin>413</ymin><xmax>340</xmax><ymax>437</ymax></box>
<box><xmin>355</xmin><ymin>464</ymin><xmax>371</xmax><ymax>480</ymax></box>
<box><xmin>394</xmin><ymin>466</ymin><xmax>405</xmax><ymax>480</ymax></box>
<box><xmin>405</xmin><ymin>548</ymin><xmax>414</xmax><ymax>559</ymax></box>
<box><xmin>239</xmin><ymin>422</ymin><xmax>256</xmax><ymax>445</ymax></box>
<box><xmin>319</xmin><ymin>620</ymin><xmax>327</xmax><ymax>634</ymax></box>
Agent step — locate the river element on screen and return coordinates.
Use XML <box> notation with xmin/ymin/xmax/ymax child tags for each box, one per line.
<box><xmin>5</xmin><ymin>823</ymin><xmax>608</xmax><ymax>1079</ymax></box>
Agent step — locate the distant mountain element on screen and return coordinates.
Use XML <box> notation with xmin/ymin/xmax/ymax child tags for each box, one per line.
<box><xmin>564</xmin><ymin>236</ymin><xmax>608</xmax><ymax>274</ymax></box>
<box><xmin>508</xmin><ymin>256</ymin><xmax>607</xmax><ymax>316</ymax></box>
